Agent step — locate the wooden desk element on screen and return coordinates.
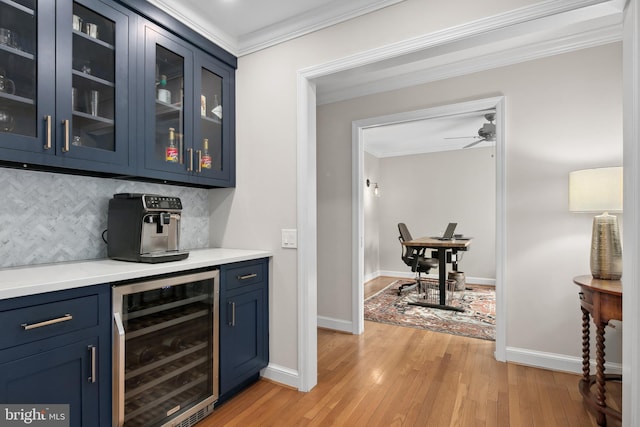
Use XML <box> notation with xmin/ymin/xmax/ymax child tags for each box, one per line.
<box><xmin>573</xmin><ymin>275</ymin><xmax>622</xmax><ymax>426</ymax></box>
<box><xmin>402</xmin><ymin>237</ymin><xmax>472</xmax><ymax>312</ymax></box>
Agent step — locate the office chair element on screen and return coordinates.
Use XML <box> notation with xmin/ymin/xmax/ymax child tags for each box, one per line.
<box><xmin>397</xmin><ymin>223</ymin><xmax>438</xmax><ymax>295</ymax></box>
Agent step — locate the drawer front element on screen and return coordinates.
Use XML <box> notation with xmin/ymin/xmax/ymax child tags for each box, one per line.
<box><xmin>0</xmin><ymin>295</ymin><xmax>99</xmax><ymax>350</ymax></box>
<box><xmin>223</xmin><ymin>259</ymin><xmax>267</xmax><ymax>290</ymax></box>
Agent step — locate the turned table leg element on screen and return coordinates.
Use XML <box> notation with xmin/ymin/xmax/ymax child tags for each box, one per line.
<box><xmin>581</xmin><ymin>307</ymin><xmax>591</xmax><ymax>383</ymax></box>
<box><xmin>594</xmin><ymin>320</ymin><xmax>608</xmax><ymax>426</ymax></box>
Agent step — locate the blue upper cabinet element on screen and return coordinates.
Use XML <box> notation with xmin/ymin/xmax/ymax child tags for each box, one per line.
<box><xmin>137</xmin><ymin>21</ymin><xmax>236</xmax><ymax>187</ymax></box>
<box><xmin>0</xmin><ymin>0</ymin><xmax>236</xmax><ymax>188</ymax></box>
<box><xmin>0</xmin><ymin>0</ymin><xmax>135</xmax><ymax>175</ymax></box>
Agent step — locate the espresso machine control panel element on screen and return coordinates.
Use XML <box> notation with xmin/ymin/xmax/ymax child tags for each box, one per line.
<box><xmin>142</xmin><ymin>195</ymin><xmax>183</xmax><ymax>211</ymax></box>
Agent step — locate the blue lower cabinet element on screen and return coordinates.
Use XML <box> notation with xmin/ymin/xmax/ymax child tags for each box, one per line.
<box><xmin>219</xmin><ymin>258</ymin><xmax>269</xmax><ymax>401</ymax></box>
<box><xmin>0</xmin><ymin>285</ymin><xmax>111</xmax><ymax>427</ymax></box>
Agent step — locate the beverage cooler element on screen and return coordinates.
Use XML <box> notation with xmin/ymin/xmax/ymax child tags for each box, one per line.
<box><xmin>112</xmin><ymin>270</ymin><xmax>219</xmax><ymax>427</ymax></box>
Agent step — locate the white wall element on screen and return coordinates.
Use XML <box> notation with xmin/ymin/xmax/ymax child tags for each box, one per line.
<box><xmin>209</xmin><ymin>0</ymin><xmax>622</xmax><ymax>382</ymax></box>
<box><xmin>363</xmin><ymin>152</ymin><xmax>381</xmax><ymax>282</ymax></box>
<box><xmin>376</xmin><ymin>147</ymin><xmax>496</xmax><ymax>281</ymax></box>
<box><xmin>316</xmin><ymin>43</ymin><xmax>622</xmax><ymax>362</ymax></box>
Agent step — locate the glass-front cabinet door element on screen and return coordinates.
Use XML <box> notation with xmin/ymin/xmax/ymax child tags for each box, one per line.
<box><xmin>0</xmin><ymin>0</ymin><xmax>132</xmax><ymax>173</ymax></box>
<box><xmin>0</xmin><ymin>0</ymin><xmax>55</xmax><ymax>153</ymax></box>
<box><xmin>56</xmin><ymin>0</ymin><xmax>131</xmax><ymax>169</ymax></box>
<box><xmin>142</xmin><ymin>23</ymin><xmax>235</xmax><ymax>186</ymax></box>
<box><xmin>143</xmin><ymin>25</ymin><xmax>194</xmax><ymax>177</ymax></box>
<box><xmin>193</xmin><ymin>55</ymin><xmax>233</xmax><ymax>183</ymax></box>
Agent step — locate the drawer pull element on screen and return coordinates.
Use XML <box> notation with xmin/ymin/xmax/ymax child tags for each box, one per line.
<box><xmin>21</xmin><ymin>313</ymin><xmax>73</xmax><ymax>330</ymax></box>
<box><xmin>237</xmin><ymin>273</ymin><xmax>257</xmax><ymax>280</ymax></box>
<box><xmin>579</xmin><ymin>292</ymin><xmax>585</xmax><ymax>300</ymax></box>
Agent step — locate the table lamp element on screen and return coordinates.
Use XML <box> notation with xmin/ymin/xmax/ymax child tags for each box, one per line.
<box><xmin>569</xmin><ymin>167</ymin><xmax>623</xmax><ymax>280</ymax></box>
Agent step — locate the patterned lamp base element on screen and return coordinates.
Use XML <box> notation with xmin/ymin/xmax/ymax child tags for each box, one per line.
<box><xmin>590</xmin><ymin>213</ymin><xmax>622</xmax><ymax>280</ymax></box>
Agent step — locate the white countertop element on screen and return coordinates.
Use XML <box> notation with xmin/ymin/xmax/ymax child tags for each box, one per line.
<box><xmin>0</xmin><ymin>248</ymin><xmax>272</xmax><ymax>300</ymax></box>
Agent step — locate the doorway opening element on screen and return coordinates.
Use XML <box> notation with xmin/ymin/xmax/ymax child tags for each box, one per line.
<box><xmin>351</xmin><ymin>96</ymin><xmax>506</xmax><ymax>359</ymax></box>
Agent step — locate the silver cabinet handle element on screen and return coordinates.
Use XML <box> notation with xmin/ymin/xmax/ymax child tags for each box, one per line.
<box><xmin>229</xmin><ymin>302</ymin><xmax>235</xmax><ymax>327</ymax></box>
<box><xmin>44</xmin><ymin>115</ymin><xmax>52</xmax><ymax>149</ymax></box>
<box><xmin>197</xmin><ymin>150</ymin><xmax>202</xmax><ymax>173</ymax></box>
<box><xmin>62</xmin><ymin>119</ymin><xmax>70</xmax><ymax>152</ymax></box>
<box><xmin>21</xmin><ymin>313</ymin><xmax>72</xmax><ymax>330</ymax></box>
<box><xmin>187</xmin><ymin>148</ymin><xmax>194</xmax><ymax>172</ymax></box>
<box><xmin>238</xmin><ymin>273</ymin><xmax>257</xmax><ymax>280</ymax></box>
<box><xmin>113</xmin><ymin>312</ymin><xmax>125</xmax><ymax>427</ymax></box>
<box><xmin>88</xmin><ymin>345</ymin><xmax>96</xmax><ymax>383</ymax></box>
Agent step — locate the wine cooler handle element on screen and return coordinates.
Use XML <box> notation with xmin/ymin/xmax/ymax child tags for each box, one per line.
<box><xmin>88</xmin><ymin>345</ymin><xmax>96</xmax><ymax>383</ymax></box>
<box><xmin>113</xmin><ymin>312</ymin><xmax>125</xmax><ymax>427</ymax></box>
<box><xmin>229</xmin><ymin>301</ymin><xmax>236</xmax><ymax>327</ymax></box>
<box><xmin>44</xmin><ymin>115</ymin><xmax>52</xmax><ymax>150</ymax></box>
<box><xmin>197</xmin><ymin>150</ymin><xmax>202</xmax><ymax>173</ymax></box>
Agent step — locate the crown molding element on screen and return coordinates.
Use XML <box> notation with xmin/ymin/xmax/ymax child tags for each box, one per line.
<box><xmin>143</xmin><ymin>0</ymin><xmax>404</xmax><ymax>57</ymax></box>
<box><xmin>311</xmin><ymin>0</ymin><xmax>624</xmax><ymax>105</ymax></box>
<box><xmin>317</xmin><ymin>21</ymin><xmax>622</xmax><ymax>105</ymax></box>
<box><xmin>142</xmin><ymin>0</ymin><xmax>237</xmax><ymax>54</ymax></box>
<box><xmin>237</xmin><ymin>0</ymin><xmax>405</xmax><ymax>56</ymax></box>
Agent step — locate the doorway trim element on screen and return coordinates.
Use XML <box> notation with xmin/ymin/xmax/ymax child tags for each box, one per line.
<box><xmin>351</xmin><ymin>97</ymin><xmax>506</xmax><ymax>359</ymax></box>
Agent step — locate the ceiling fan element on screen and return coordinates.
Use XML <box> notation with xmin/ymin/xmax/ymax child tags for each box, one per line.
<box><xmin>446</xmin><ymin>112</ymin><xmax>496</xmax><ymax>148</ymax></box>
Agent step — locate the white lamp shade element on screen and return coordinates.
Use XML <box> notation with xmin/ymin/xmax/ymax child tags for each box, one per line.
<box><xmin>569</xmin><ymin>167</ymin><xmax>623</xmax><ymax>213</ymax></box>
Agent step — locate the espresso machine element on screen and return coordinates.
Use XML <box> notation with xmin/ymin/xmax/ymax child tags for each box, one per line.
<box><xmin>107</xmin><ymin>193</ymin><xmax>189</xmax><ymax>263</ymax></box>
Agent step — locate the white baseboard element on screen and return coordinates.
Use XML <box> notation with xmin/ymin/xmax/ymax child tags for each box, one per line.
<box><xmin>363</xmin><ymin>270</ymin><xmax>381</xmax><ymax>283</ymax></box>
<box><xmin>378</xmin><ymin>270</ymin><xmax>496</xmax><ymax>286</ymax></box>
<box><xmin>505</xmin><ymin>346</ymin><xmax>622</xmax><ymax>375</ymax></box>
<box><xmin>317</xmin><ymin>315</ymin><xmax>353</xmax><ymax>333</ymax></box>
<box><xmin>261</xmin><ymin>363</ymin><xmax>300</xmax><ymax>389</ymax></box>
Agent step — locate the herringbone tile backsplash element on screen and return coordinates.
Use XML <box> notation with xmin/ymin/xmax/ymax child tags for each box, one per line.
<box><xmin>0</xmin><ymin>167</ymin><xmax>210</xmax><ymax>268</ymax></box>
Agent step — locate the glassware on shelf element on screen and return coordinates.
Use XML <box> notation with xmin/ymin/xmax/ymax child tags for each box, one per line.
<box><xmin>201</xmin><ymin>139</ymin><xmax>211</xmax><ymax>169</ymax></box>
<box><xmin>84</xmin><ymin>22</ymin><xmax>98</xmax><ymax>39</ymax></box>
<box><xmin>73</xmin><ymin>15</ymin><xmax>83</xmax><ymax>32</ymax></box>
<box><xmin>0</xmin><ymin>110</ymin><xmax>15</xmax><ymax>132</ymax></box>
<box><xmin>210</xmin><ymin>95</ymin><xmax>222</xmax><ymax>119</ymax></box>
<box><xmin>0</xmin><ymin>69</ymin><xmax>16</xmax><ymax>95</ymax></box>
<box><xmin>87</xmin><ymin>90</ymin><xmax>99</xmax><ymax>116</ymax></box>
<box><xmin>0</xmin><ymin>28</ymin><xmax>19</xmax><ymax>50</ymax></box>
<box><xmin>166</xmin><ymin>127</ymin><xmax>178</xmax><ymax>163</ymax></box>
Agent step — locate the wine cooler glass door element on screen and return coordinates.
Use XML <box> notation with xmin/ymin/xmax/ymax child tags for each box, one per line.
<box><xmin>112</xmin><ymin>270</ymin><xmax>219</xmax><ymax>427</ymax></box>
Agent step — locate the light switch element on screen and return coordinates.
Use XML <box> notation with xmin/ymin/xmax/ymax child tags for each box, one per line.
<box><xmin>281</xmin><ymin>229</ymin><xmax>297</xmax><ymax>249</ymax></box>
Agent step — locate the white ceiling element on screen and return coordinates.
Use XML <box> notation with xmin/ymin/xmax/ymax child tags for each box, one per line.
<box><xmin>363</xmin><ymin>110</ymin><xmax>494</xmax><ymax>158</ymax></box>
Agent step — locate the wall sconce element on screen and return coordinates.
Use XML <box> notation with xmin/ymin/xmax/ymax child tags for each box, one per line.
<box><xmin>569</xmin><ymin>166</ymin><xmax>623</xmax><ymax>279</ymax></box>
<box><xmin>366</xmin><ymin>179</ymin><xmax>380</xmax><ymax>197</ymax></box>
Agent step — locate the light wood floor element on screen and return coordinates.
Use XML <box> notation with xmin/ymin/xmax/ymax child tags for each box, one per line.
<box><xmin>364</xmin><ymin>275</ymin><xmax>399</xmax><ymax>299</ymax></box>
<box><xmin>201</xmin><ymin>321</ymin><xmax>620</xmax><ymax>426</ymax></box>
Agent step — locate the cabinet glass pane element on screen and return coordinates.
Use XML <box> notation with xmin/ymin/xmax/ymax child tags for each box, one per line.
<box><xmin>155</xmin><ymin>46</ymin><xmax>184</xmax><ymax>165</ymax></box>
<box><xmin>198</xmin><ymin>67</ymin><xmax>222</xmax><ymax>172</ymax></box>
<box><xmin>71</xmin><ymin>3</ymin><xmax>116</xmax><ymax>151</ymax></box>
<box><xmin>0</xmin><ymin>0</ymin><xmax>37</xmax><ymax>137</ymax></box>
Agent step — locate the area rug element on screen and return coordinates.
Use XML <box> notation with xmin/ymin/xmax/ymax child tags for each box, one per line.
<box><xmin>364</xmin><ymin>279</ymin><xmax>496</xmax><ymax>340</ymax></box>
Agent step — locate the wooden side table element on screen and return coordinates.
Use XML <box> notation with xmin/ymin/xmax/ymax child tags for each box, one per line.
<box><xmin>573</xmin><ymin>275</ymin><xmax>622</xmax><ymax>426</ymax></box>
